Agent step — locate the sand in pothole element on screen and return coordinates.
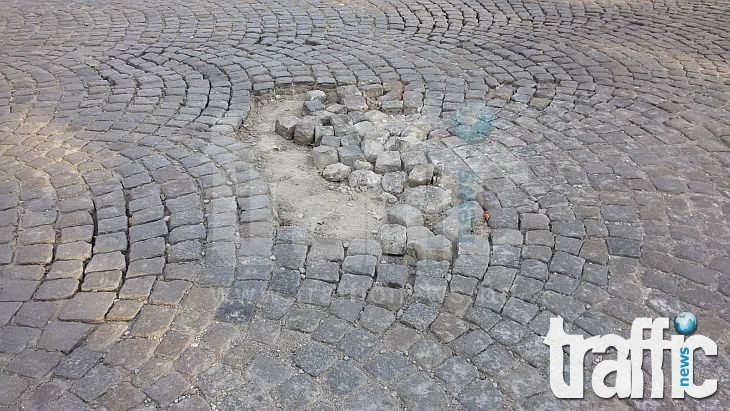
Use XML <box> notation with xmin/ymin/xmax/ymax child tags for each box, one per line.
<box><xmin>240</xmin><ymin>94</ymin><xmax>386</xmax><ymax>240</ymax></box>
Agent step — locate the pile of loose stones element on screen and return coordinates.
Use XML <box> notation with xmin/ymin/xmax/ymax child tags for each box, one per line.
<box><xmin>273</xmin><ymin>85</ymin><xmax>489</xmax><ymax>271</ymax></box>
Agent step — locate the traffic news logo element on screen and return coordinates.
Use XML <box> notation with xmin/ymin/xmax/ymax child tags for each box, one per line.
<box><xmin>544</xmin><ymin>316</ymin><xmax>718</xmax><ymax>399</ymax></box>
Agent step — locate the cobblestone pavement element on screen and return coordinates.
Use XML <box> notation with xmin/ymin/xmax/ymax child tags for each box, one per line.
<box><xmin>0</xmin><ymin>0</ymin><xmax>729</xmax><ymax>409</ymax></box>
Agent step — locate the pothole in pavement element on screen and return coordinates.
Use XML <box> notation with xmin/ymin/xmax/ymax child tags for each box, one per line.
<box><xmin>241</xmin><ymin>84</ymin><xmax>492</xmax><ymax>269</ymax></box>
<box><xmin>242</xmin><ymin>93</ymin><xmax>386</xmax><ymax>240</ymax></box>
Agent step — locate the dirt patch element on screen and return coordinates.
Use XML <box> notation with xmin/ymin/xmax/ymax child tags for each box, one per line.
<box><xmin>239</xmin><ymin>94</ymin><xmax>386</xmax><ymax>241</ymax></box>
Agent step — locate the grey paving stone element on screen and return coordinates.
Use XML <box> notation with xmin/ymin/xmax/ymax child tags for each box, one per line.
<box><xmin>499</xmin><ymin>364</ymin><xmax>547</xmax><ymax>398</ymax></box>
<box><xmin>553</xmin><ymin>235</ymin><xmax>582</xmax><ymax>256</ymax></box>
<box><xmin>458</xmin><ymin>379</ymin><xmax>505</xmax><ymax>410</ymax></box>
<box><xmin>538</xmin><ymin>290</ymin><xmax>586</xmax><ymax>321</ymax></box>
<box><xmin>14</xmin><ymin>244</ymin><xmax>53</xmax><ymax>265</ymax></box>
<box><xmin>99</xmin><ymin>381</ymin><xmax>147</xmax><ymax>410</ymax></box>
<box><xmin>236</xmin><ymin>257</ymin><xmax>274</xmax><ymax>280</ymax></box>
<box><xmin>119</xmin><ymin>276</ymin><xmax>157</xmax><ymax>300</ymax></box>
<box><xmin>413</xmin><ymin>276</ymin><xmax>448</xmax><ymax>305</ymax></box>
<box><xmin>415</xmin><ymin>259</ymin><xmax>449</xmax><ymax>278</ymax></box>
<box><xmin>297</xmin><ymin>279</ymin><xmax>335</xmax><ymax>306</ymax></box>
<box><xmin>85</xmin><ymin>251</ymin><xmax>126</xmax><ymax>273</ymax></box>
<box><xmin>525</xmin><ymin>230</ymin><xmax>555</xmax><ymax>247</ymax></box>
<box><xmin>549</xmin><ymin>251</ymin><xmax>585</xmax><ymax>278</ymax></box>
<box><xmin>325</xmin><ymin>361</ymin><xmax>368</xmax><ymax>395</ymax></box>
<box><xmin>501</xmin><ymin>297</ymin><xmax>539</xmax><ymax>325</ymax></box>
<box><xmin>130</xmin><ymin>304</ymin><xmax>176</xmax><ymax>338</ymax></box>
<box><xmin>607</xmin><ymin>237</ymin><xmax>642</xmax><ymax>257</ymax></box>
<box><xmin>150</xmin><ymin>280</ymin><xmax>192</xmax><ymax>305</ymax></box>
<box><xmin>396</xmin><ymin>372</ymin><xmax>449</xmax><ymax>410</ymax></box>
<box><xmin>0</xmin><ymin>280</ymin><xmax>39</xmax><ymax>301</ymax></box>
<box><xmin>175</xmin><ymin>346</ymin><xmax>215</xmax><ymax>377</ymax></box>
<box><xmin>245</xmin><ymin>355</ymin><xmax>294</xmax><ymax>389</ymax></box>
<box><xmin>450</xmin><ymin>329</ymin><xmax>493</xmax><ymax>357</ymax></box>
<box><xmin>216</xmin><ymin>301</ymin><xmax>255</xmax><ymax>324</ymax></box>
<box><xmin>365</xmin><ymin>351</ymin><xmax>416</xmax><ymax>383</ymax></box>
<box><xmin>342</xmin><ymin>255</ymin><xmax>377</xmax><ymax>277</ymax></box>
<box><xmin>336</xmin><ymin>329</ymin><xmax>380</xmax><ymax>361</ymax></box>
<box><xmin>144</xmin><ymin>371</ymin><xmax>189</xmax><ymax>407</ymax></box>
<box><xmin>269</xmin><ymin>269</ymin><xmax>301</xmax><ymax>296</ymax></box>
<box><xmin>492</xmin><ymin>228</ymin><xmax>524</xmax><ymax>245</ymax></box>
<box><xmin>70</xmin><ymin>364</ymin><xmax>122</xmax><ymax>401</ymax></box>
<box><xmin>378</xmin><ymin>224</ymin><xmax>407</xmax><ymax>255</ymax></box>
<box><xmin>358</xmin><ymin>304</ymin><xmax>395</xmax><ymax>334</ymax></box>
<box><xmin>12</xmin><ymin>301</ymin><xmax>53</xmax><ymax>327</ymax></box>
<box><xmin>449</xmin><ymin>275</ymin><xmax>478</xmax><ymax>295</ymax></box>
<box><xmin>294</xmin><ymin>342</ymin><xmax>338</xmax><ymax>376</ymax></box>
<box><xmin>490</xmin><ymin>245</ymin><xmax>521</xmax><ymax>268</ymax></box>
<box><xmin>58</xmin><ymin>292</ymin><xmax>116</xmax><ymax>323</ymax></box>
<box><xmin>409</xmin><ymin>337</ymin><xmax>451</xmax><ymax>370</ymax></box>
<box><xmin>366</xmin><ymin>286</ymin><xmax>405</xmax><ymax>311</ymax></box>
<box><xmin>307</xmin><ymin>237</ymin><xmax>344</xmax><ymax>262</ymax></box>
<box><xmin>274</xmin><ymin>225</ymin><xmax>309</xmax><ymax>244</ymax></box>
<box><xmin>347</xmin><ymin>238</ymin><xmax>383</xmax><ymax>257</ymax></box>
<box><xmin>434</xmin><ymin>356</ymin><xmax>478</xmax><ymax>393</ymax></box>
<box><xmin>457</xmin><ymin>234</ymin><xmax>491</xmax><ymax>256</ymax></box>
<box><xmin>218</xmin><ymin>384</ymin><xmax>274</xmax><ymax>411</ymax></box>
<box><xmin>105</xmin><ymin>338</ymin><xmax>157</xmax><ymax>371</ymax></box>
<box><xmin>55</xmin><ymin>241</ymin><xmax>93</xmax><ymax>261</ymax></box>
<box><xmin>81</xmin><ymin>270</ymin><xmax>122</xmax><ymax>292</ymax></box>
<box><xmin>520</xmin><ymin>258</ymin><xmax>549</xmax><ymax>280</ymax></box>
<box><xmin>375</xmin><ymin>264</ymin><xmax>408</xmax><ymax>288</ymax></box>
<box><xmin>8</xmin><ymin>349</ymin><xmax>63</xmax><ymax>378</ymax></box>
<box><xmin>1</xmin><ymin>265</ymin><xmax>44</xmax><ymax>281</ymax></box>
<box><xmin>545</xmin><ymin>272</ymin><xmax>580</xmax><ymax>294</ymax></box>
<box><xmin>285</xmin><ymin>305</ymin><xmax>325</xmax><ymax>332</ymax></box>
<box><xmin>327</xmin><ymin>298</ymin><xmax>364</xmax><ymax>323</ymax></box>
<box><xmin>47</xmin><ymin>260</ymin><xmax>84</xmax><ymax>280</ymax></box>
<box><xmin>489</xmin><ymin>318</ymin><xmax>529</xmax><ymax>346</ymax></box>
<box><xmin>337</xmin><ymin>273</ymin><xmax>373</xmax><ymax>299</ymax></box>
<box><xmin>386</xmin><ymin>204</ymin><xmax>424</xmax><ymax>227</ymax></box>
<box><xmin>479</xmin><ymin>267</ymin><xmax>515</xmax><ymax>294</ymax></box>
<box><xmin>0</xmin><ymin>373</ymin><xmax>29</xmax><ymax>406</ymax></box>
<box><xmin>33</xmin><ymin>278</ymin><xmax>77</xmax><ymax>300</ymax></box>
<box><xmin>306</xmin><ymin>260</ymin><xmax>340</xmax><ymax>283</ymax></box>
<box><xmin>430</xmin><ymin>313</ymin><xmax>469</xmax><ymax>343</ymax></box>
<box><xmin>452</xmin><ymin>254</ymin><xmax>490</xmax><ymax>279</ymax></box>
<box><xmin>474</xmin><ymin>287</ymin><xmax>508</xmax><ymax>312</ymax></box>
<box><xmin>313</xmin><ymin>317</ymin><xmax>352</xmax><ymax>344</ymax></box>
<box><xmin>37</xmin><ymin>321</ymin><xmax>93</xmax><ymax>353</ymax></box>
<box><xmin>273</xmin><ymin>243</ymin><xmax>308</xmax><ymax>269</ymax></box>
<box><xmin>464</xmin><ymin>306</ymin><xmax>501</xmax><ymax>331</ymax></box>
<box><xmin>551</xmin><ymin>221</ymin><xmax>585</xmax><ymax>239</ymax></box>
<box><xmin>472</xmin><ymin>345</ymin><xmax>518</xmax><ymax>375</ymax></box>
<box><xmin>522</xmin><ymin>245</ymin><xmax>553</xmax><ymax>262</ymax></box>
<box><xmin>274</xmin><ymin>374</ymin><xmax>323</xmax><ymax>409</ymax></box>
<box><xmin>258</xmin><ymin>293</ymin><xmax>294</xmax><ymax>321</ymax></box>
<box><xmin>514</xmin><ymin>332</ymin><xmax>551</xmax><ymax>368</ymax></box>
<box><xmin>443</xmin><ymin>292</ymin><xmax>473</xmax><ymax>317</ymax></box>
<box><xmin>412</xmin><ymin>235</ymin><xmax>453</xmax><ymax>262</ymax></box>
<box><xmin>400</xmin><ymin>302</ymin><xmax>438</xmax><ymax>331</ymax></box>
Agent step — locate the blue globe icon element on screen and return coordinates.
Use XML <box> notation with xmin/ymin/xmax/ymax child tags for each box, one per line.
<box><xmin>674</xmin><ymin>312</ymin><xmax>697</xmax><ymax>335</ymax></box>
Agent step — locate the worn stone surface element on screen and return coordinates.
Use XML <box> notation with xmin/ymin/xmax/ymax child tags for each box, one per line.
<box><xmin>322</xmin><ymin>163</ymin><xmax>351</xmax><ymax>182</ymax></box>
<box><xmin>403</xmin><ymin>186</ymin><xmax>452</xmax><ymax>214</ymax></box>
<box><xmin>378</xmin><ymin>224</ymin><xmax>407</xmax><ymax>256</ymax></box>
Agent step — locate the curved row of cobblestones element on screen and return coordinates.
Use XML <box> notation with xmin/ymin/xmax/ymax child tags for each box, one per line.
<box><xmin>0</xmin><ymin>0</ymin><xmax>728</xmax><ymax>409</ymax></box>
